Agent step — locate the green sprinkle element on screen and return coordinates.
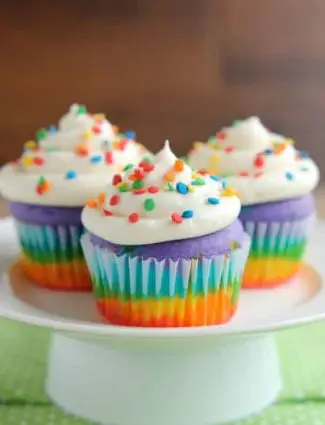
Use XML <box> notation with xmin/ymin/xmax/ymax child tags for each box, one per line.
<box><xmin>192</xmin><ymin>178</ymin><xmax>205</xmax><ymax>186</ymax></box>
<box><xmin>118</xmin><ymin>183</ymin><xmax>130</xmax><ymax>192</ymax></box>
<box><xmin>132</xmin><ymin>180</ymin><xmax>145</xmax><ymax>190</ymax></box>
<box><xmin>207</xmin><ymin>136</ymin><xmax>216</xmax><ymax>145</ymax></box>
<box><xmin>142</xmin><ymin>156</ymin><xmax>152</xmax><ymax>164</ymax></box>
<box><xmin>35</xmin><ymin>128</ymin><xmax>48</xmax><ymax>142</ymax></box>
<box><xmin>144</xmin><ymin>198</ymin><xmax>155</xmax><ymax>212</ymax></box>
<box><xmin>38</xmin><ymin>176</ymin><xmax>46</xmax><ymax>185</ymax></box>
<box><xmin>77</xmin><ymin>104</ymin><xmax>87</xmax><ymax>115</ymax></box>
<box><xmin>232</xmin><ymin>120</ymin><xmax>242</xmax><ymax>127</ymax></box>
<box><xmin>167</xmin><ymin>182</ymin><xmax>174</xmax><ymax>191</ymax></box>
<box><xmin>123</xmin><ymin>163</ymin><xmax>134</xmax><ymax>172</ymax></box>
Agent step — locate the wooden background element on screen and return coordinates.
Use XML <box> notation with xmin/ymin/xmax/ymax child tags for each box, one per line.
<box><xmin>1</xmin><ymin>0</ymin><xmax>324</xmax><ymax>176</ymax></box>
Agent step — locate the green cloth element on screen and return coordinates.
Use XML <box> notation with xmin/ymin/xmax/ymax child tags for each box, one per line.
<box><xmin>1</xmin><ymin>318</ymin><xmax>325</xmax><ymax>425</ymax></box>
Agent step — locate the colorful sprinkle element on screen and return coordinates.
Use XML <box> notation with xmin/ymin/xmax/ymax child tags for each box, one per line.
<box><xmin>24</xmin><ymin>140</ymin><xmax>37</xmax><ymax>150</ymax></box>
<box><xmin>22</xmin><ymin>156</ymin><xmax>34</xmax><ymax>167</ymax></box>
<box><xmin>192</xmin><ymin>178</ymin><xmax>205</xmax><ymax>186</ymax></box>
<box><xmin>92</xmin><ymin>126</ymin><xmax>101</xmax><ymax>134</ymax></box>
<box><xmin>103</xmin><ymin>209</ymin><xmax>113</xmax><ymax>216</ymax></box>
<box><xmin>167</xmin><ymin>182</ymin><xmax>174</xmax><ymax>191</ymax></box>
<box><xmin>75</xmin><ymin>144</ymin><xmax>89</xmax><ymax>156</ymax></box>
<box><xmin>35</xmin><ymin>128</ymin><xmax>47</xmax><ymax>142</ymax></box>
<box><xmin>110</xmin><ymin>195</ymin><xmax>120</xmax><ymax>206</ymax></box>
<box><xmin>239</xmin><ymin>171</ymin><xmax>249</xmax><ymax>177</ymax></box>
<box><xmin>210</xmin><ymin>175</ymin><xmax>220</xmax><ymax>182</ymax></box>
<box><xmin>87</xmin><ymin>199</ymin><xmax>97</xmax><ymax>208</ymax></box>
<box><xmin>193</xmin><ymin>141</ymin><xmax>204</xmax><ymax>150</ymax></box>
<box><xmin>148</xmin><ymin>186</ymin><xmax>159</xmax><ymax>194</ymax></box>
<box><xmin>48</xmin><ymin>125</ymin><xmax>57</xmax><ymax>134</ymax></box>
<box><xmin>299</xmin><ymin>151</ymin><xmax>309</xmax><ymax>159</ymax></box>
<box><xmin>144</xmin><ymin>198</ymin><xmax>155</xmax><ymax>211</ymax></box>
<box><xmin>117</xmin><ymin>182</ymin><xmax>130</xmax><ymax>192</ymax></box>
<box><xmin>125</xmin><ymin>130</ymin><xmax>136</xmax><ymax>139</ymax></box>
<box><xmin>33</xmin><ymin>157</ymin><xmax>45</xmax><ymax>166</ymax></box>
<box><xmin>98</xmin><ymin>192</ymin><xmax>106</xmax><ymax>204</ymax></box>
<box><xmin>273</xmin><ymin>143</ymin><xmax>286</xmax><ymax>154</ymax></box>
<box><xmin>93</xmin><ymin>113</ymin><xmax>105</xmax><ymax>121</ymax></box>
<box><xmin>285</xmin><ymin>172</ymin><xmax>294</xmax><ymax>180</ymax></box>
<box><xmin>82</xmin><ymin>129</ymin><xmax>93</xmax><ymax>140</ymax></box>
<box><xmin>188</xmin><ymin>184</ymin><xmax>195</xmax><ymax>192</ymax></box>
<box><xmin>207</xmin><ymin>197</ymin><xmax>220</xmax><ymax>205</ymax></box>
<box><xmin>224</xmin><ymin>146</ymin><xmax>235</xmax><ymax>153</ymax></box>
<box><xmin>171</xmin><ymin>213</ymin><xmax>183</xmax><ymax>224</ymax></box>
<box><xmin>174</xmin><ymin>159</ymin><xmax>184</xmax><ymax>172</ymax></box>
<box><xmin>90</xmin><ymin>154</ymin><xmax>103</xmax><ymax>164</ymax></box>
<box><xmin>36</xmin><ymin>177</ymin><xmax>51</xmax><ymax>195</ymax></box>
<box><xmin>232</xmin><ymin>120</ymin><xmax>241</xmax><ymax>127</ymax></box>
<box><xmin>112</xmin><ymin>125</ymin><xmax>119</xmax><ymax>134</ymax></box>
<box><xmin>123</xmin><ymin>163</ymin><xmax>134</xmax><ymax>172</ymax></box>
<box><xmin>129</xmin><ymin>168</ymin><xmax>145</xmax><ymax>181</ymax></box>
<box><xmin>197</xmin><ymin>169</ymin><xmax>208</xmax><ymax>175</ymax></box>
<box><xmin>112</xmin><ymin>174</ymin><xmax>122</xmax><ymax>186</ymax></box>
<box><xmin>254</xmin><ymin>155</ymin><xmax>264</xmax><ymax>168</ymax></box>
<box><xmin>133</xmin><ymin>188</ymin><xmax>147</xmax><ymax>195</ymax></box>
<box><xmin>264</xmin><ymin>148</ymin><xmax>273</xmax><ymax>155</ymax></box>
<box><xmin>182</xmin><ymin>210</ymin><xmax>194</xmax><ymax>218</ymax></box>
<box><xmin>217</xmin><ymin>131</ymin><xmax>227</xmax><ymax>140</ymax></box>
<box><xmin>132</xmin><ymin>180</ymin><xmax>145</xmax><ymax>190</ymax></box>
<box><xmin>77</xmin><ymin>104</ymin><xmax>87</xmax><ymax>115</ymax></box>
<box><xmin>164</xmin><ymin>171</ymin><xmax>175</xmax><ymax>182</ymax></box>
<box><xmin>129</xmin><ymin>213</ymin><xmax>140</xmax><ymax>223</ymax></box>
<box><xmin>65</xmin><ymin>170</ymin><xmax>77</xmax><ymax>180</ymax></box>
<box><xmin>141</xmin><ymin>156</ymin><xmax>152</xmax><ymax>164</ymax></box>
<box><xmin>105</xmin><ymin>152</ymin><xmax>114</xmax><ymax>164</ymax></box>
<box><xmin>222</xmin><ymin>187</ymin><xmax>239</xmax><ymax>197</ymax></box>
<box><xmin>176</xmin><ymin>182</ymin><xmax>189</xmax><ymax>195</ymax></box>
<box><xmin>254</xmin><ymin>172</ymin><xmax>263</xmax><ymax>178</ymax></box>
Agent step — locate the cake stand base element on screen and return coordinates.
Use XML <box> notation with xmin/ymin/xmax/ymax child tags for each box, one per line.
<box><xmin>46</xmin><ymin>332</ymin><xmax>281</xmax><ymax>425</ymax></box>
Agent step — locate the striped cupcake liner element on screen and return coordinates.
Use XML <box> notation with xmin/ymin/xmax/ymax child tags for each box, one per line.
<box><xmin>14</xmin><ymin>220</ymin><xmax>91</xmax><ymax>291</ymax></box>
<box><xmin>81</xmin><ymin>233</ymin><xmax>250</xmax><ymax>327</ymax></box>
<box><xmin>241</xmin><ymin>215</ymin><xmax>315</xmax><ymax>288</ymax></box>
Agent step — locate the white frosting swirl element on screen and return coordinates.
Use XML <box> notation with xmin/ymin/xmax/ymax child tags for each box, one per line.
<box><xmin>0</xmin><ymin>104</ymin><xmax>148</xmax><ymax>206</ymax></box>
<box><xmin>82</xmin><ymin>141</ymin><xmax>241</xmax><ymax>245</ymax></box>
<box><xmin>188</xmin><ymin>116</ymin><xmax>319</xmax><ymax>205</ymax></box>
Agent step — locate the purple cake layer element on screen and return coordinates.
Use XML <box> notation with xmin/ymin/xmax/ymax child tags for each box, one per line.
<box><xmin>9</xmin><ymin>201</ymin><xmax>83</xmax><ymax>226</ymax></box>
<box><xmin>239</xmin><ymin>194</ymin><xmax>315</xmax><ymax>223</ymax></box>
<box><xmin>89</xmin><ymin>219</ymin><xmax>244</xmax><ymax>261</ymax></box>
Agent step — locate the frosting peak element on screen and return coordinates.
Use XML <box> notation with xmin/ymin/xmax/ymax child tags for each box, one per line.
<box><xmin>82</xmin><ymin>142</ymin><xmax>241</xmax><ymax>245</ymax></box>
<box><xmin>188</xmin><ymin>117</ymin><xmax>319</xmax><ymax>205</ymax></box>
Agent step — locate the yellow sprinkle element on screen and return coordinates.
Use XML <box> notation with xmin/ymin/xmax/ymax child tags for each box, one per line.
<box><xmin>164</xmin><ymin>171</ymin><xmax>175</xmax><ymax>182</ymax></box>
<box><xmin>22</xmin><ymin>156</ymin><xmax>34</xmax><ymax>166</ymax></box>
<box><xmin>98</xmin><ymin>192</ymin><xmax>106</xmax><ymax>204</ymax></box>
<box><xmin>193</xmin><ymin>141</ymin><xmax>204</xmax><ymax>150</ymax></box>
<box><xmin>93</xmin><ymin>113</ymin><xmax>105</xmax><ymax>121</ymax></box>
<box><xmin>191</xmin><ymin>172</ymin><xmax>201</xmax><ymax>179</ymax></box>
<box><xmin>188</xmin><ymin>184</ymin><xmax>195</xmax><ymax>192</ymax></box>
<box><xmin>82</xmin><ymin>129</ymin><xmax>93</xmax><ymax>140</ymax></box>
<box><xmin>285</xmin><ymin>138</ymin><xmax>295</xmax><ymax>145</ymax></box>
<box><xmin>24</xmin><ymin>140</ymin><xmax>37</xmax><ymax>150</ymax></box>
<box><xmin>207</xmin><ymin>167</ymin><xmax>220</xmax><ymax>175</ymax></box>
<box><xmin>222</xmin><ymin>187</ymin><xmax>239</xmax><ymax>197</ymax></box>
<box><xmin>210</xmin><ymin>153</ymin><xmax>220</xmax><ymax>163</ymax></box>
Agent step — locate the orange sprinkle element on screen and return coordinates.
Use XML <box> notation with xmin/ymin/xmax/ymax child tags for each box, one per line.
<box><xmin>273</xmin><ymin>143</ymin><xmax>286</xmax><ymax>155</ymax></box>
<box><xmin>87</xmin><ymin>199</ymin><xmax>97</xmax><ymax>208</ymax></box>
<box><xmin>112</xmin><ymin>125</ymin><xmax>119</xmax><ymax>134</ymax></box>
<box><xmin>98</xmin><ymin>192</ymin><xmax>106</xmax><ymax>204</ymax></box>
<box><xmin>164</xmin><ymin>171</ymin><xmax>175</xmax><ymax>182</ymax></box>
<box><xmin>75</xmin><ymin>143</ymin><xmax>89</xmax><ymax>156</ymax></box>
<box><xmin>174</xmin><ymin>159</ymin><xmax>184</xmax><ymax>172</ymax></box>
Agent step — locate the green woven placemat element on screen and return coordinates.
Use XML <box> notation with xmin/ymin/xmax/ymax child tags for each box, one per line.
<box><xmin>1</xmin><ymin>318</ymin><xmax>325</xmax><ymax>424</ymax></box>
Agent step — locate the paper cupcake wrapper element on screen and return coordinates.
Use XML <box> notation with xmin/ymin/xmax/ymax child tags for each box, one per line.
<box><xmin>14</xmin><ymin>219</ymin><xmax>91</xmax><ymax>291</ymax></box>
<box><xmin>81</xmin><ymin>233</ymin><xmax>250</xmax><ymax>327</ymax></box>
<box><xmin>241</xmin><ymin>215</ymin><xmax>315</xmax><ymax>288</ymax></box>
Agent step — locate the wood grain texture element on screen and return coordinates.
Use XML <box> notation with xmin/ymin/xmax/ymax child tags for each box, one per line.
<box><xmin>0</xmin><ymin>0</ymin><xmax>324</xmax><ymax>174</ymax></box>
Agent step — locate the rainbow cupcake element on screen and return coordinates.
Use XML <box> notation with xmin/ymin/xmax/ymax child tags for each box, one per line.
<box><xmin>0</xmin><ymin>103</ymin><xmax>147</xmax><ymax>290</ymax></box>
<box><xmin>81</xmin><ymin>141</ymin><xmax>250</xmax><ymax>327</ymax></box>
<box><xmin>188</xmin><ymin>117</ymin><xmax>319</xmax><ymax>288</ymax></box>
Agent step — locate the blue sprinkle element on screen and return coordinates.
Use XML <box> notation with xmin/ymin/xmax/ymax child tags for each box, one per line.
<box><xmin>48</xmin><ymin>125</ymin><xmax>57</xmax><ymax>134</ymax></box>
<box><xmin>264</xmin><ymin>148</ymin><xmax>273</xmax><ymax>155</ymax></box>
<box><xmin>285</xmin><ymin>172</ymin><xmax>294</xmax><ymax>180</ymax></box>
<box><xmin>222</xmin><ymin>179</ymin><xmax>227</xmax><ymax>189</ymax></box>
<box><xmin>207</xmin><ymin>197</ymin><xmax>220</xmax><ymax>205</ymax></box>
<box><xmin>125</xmin><ymin>130</ymin><xmax>136</xmax><ymax>139</ymax></box>
<box><xmin>65</xmin><ymin>170</ymin><xmax>77</xmax><ymax>180</ymax></box>
<box><xmin>299</xmin><ymin>151</ymin><xmax>309</xmax><ymax>159</ymax></box>
<box><xmin>176</xmin><ymin>182</ymin><xmax>189</xmax><ymax>195</ymax></box>
<box><xmin>210</xmin><ymin>175</ymin><xmax>220</xmax><ymax>182</ymax></box>
<box><xmin>182</xmin><ymin>210</ymin><xmax>194</xmax><ymax>218</ymax></box>
<box><xmin>90</xmin><ymin>155</ymin><xmax>103</xmax><ymax>164</ymax></box>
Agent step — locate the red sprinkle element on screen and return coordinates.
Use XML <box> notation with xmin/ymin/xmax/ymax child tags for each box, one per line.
<box><xmin>129</xmin><ymin>213</ymin><xmax>140</xmax><ymax>223</ymax></box>
<box><xmin>254</xmin><ymin>171</ymin><xmax>263</xmax><ymax>178</ymax></box>
<box><xmin>119</xmin><ymin>139</ymin><xmax>128</xmax><ymax>151</ymax></box>
<box><xmin>109</xmin><ymin>195</ymin><xmax>120</xmax><ymax>206</ymax></box>
<box><xmin>133</xmin><ymin>188</ymin><xmax>147</xmax><ymax>195</ymax></box>
<box><xmin>33</xmin><ymin>157</ymin><xmax>45</xmax><ymax>166</ymax></box>
<box><xmin>254</xmin><ymin>155</ymin><xmax>264</xmax><ymax>168</ymax></box>
<box><xmin>171</xmin><ymin>213</ymin><xmax>183</xmax><ymax>224</ymax></box>
<box><xmin>36</xmin><ymin>186</ymin><xmax>44</xmax><ymax>195</ymax></box>
<box><xmin>105</xmin><ymin>152</ymin><xmax>114</xmax><ymax>164</ymax></box>
<box><xmin>239</xmin><ymin>171</ymin><xmax>249</xmax><ymax>177</ymax></box>
<box><xmin>148</xmin><ymin>185</ymin><xmax>159</xmax><ymax>194</ymax></box>
<box><xmin>112</xmin><ymin>174</ymin><xmax>122</xmax><ymax>186</ymax></box>
<box><xmin>133</xmin><ymin>168</ymin><xmax>145</xmax><ymax>181</ymax></box>
<box><xmin>92</xmin><ymin>126</ymin><xmax>101</xmax><ymax>134</ymax></box>
<box><xmin>141</xmin><ymin>162</ymin><xmax>154</xmax><ymax>172</ymax></box>
<box><xmin>224</xmin><ymin>146</ymin><xmax>235</xmax><ymax>153</ymax></box>
<box><xmin>103</xmin><ymin>209</ymin><xmax>113</xmax><ymax>216</ymax></box>
<box><xmin>218</xmin><ymin>131</ymin><xmax>227</xmax><ymax>140</ymax></box>
<box><xmin>197</xmin><ymin>169</ymin><xmax>208</xmax><ymax>175</ymax></box>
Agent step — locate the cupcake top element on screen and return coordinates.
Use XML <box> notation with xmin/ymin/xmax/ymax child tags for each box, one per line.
<box><xmin>188</xmin><ymin>116</ymin><xmax>319</xmax><ymax>205</ymax></box>
<box><xmin>0</xmin><ymin>104</ymin><xmax>147</xmax><ymax>206</ymax></box>
<box><xmin>82</xmin><ymin>140</ymin><xmax>241</xmax><ymax>245</ymax></box>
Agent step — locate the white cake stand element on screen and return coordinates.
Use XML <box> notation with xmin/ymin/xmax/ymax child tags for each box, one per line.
<box><xmin>1</xmin><ymin>218</ymin><xmax>325</xmax><ymax>425</ymax></box>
